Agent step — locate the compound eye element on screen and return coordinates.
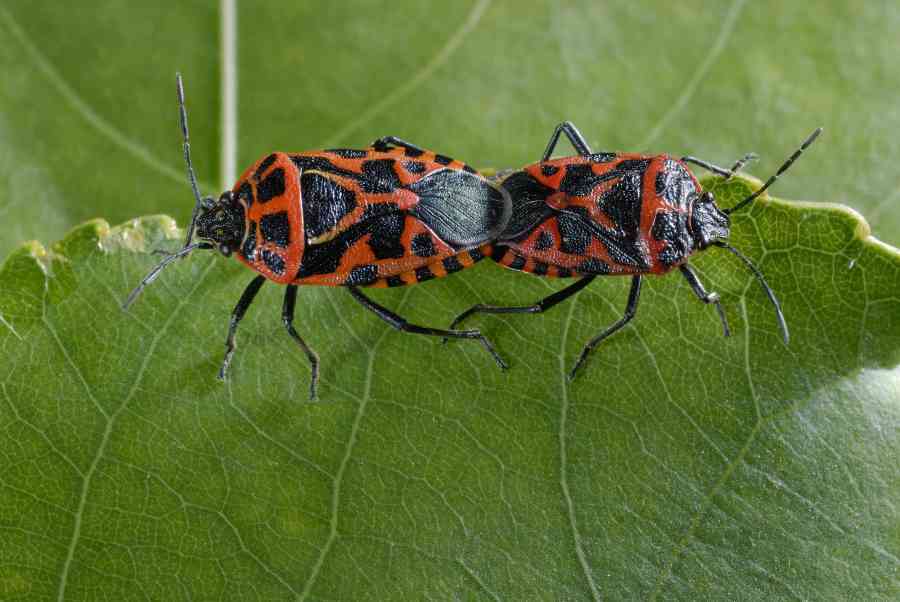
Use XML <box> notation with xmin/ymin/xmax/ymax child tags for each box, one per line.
<box><xmin>201</xmin><ymin>196</ymin><xmax>216</xmax><ymax>210</ymax></box>
<box><xmin>218</xmin><ymin>243</ymin><xmax>232</xmax><ymax>257</ymax></box>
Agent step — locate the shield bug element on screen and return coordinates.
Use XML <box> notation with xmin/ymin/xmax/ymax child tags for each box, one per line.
<box><xmin>448</xmin><ymin>121</ymin><xmax>821</xmax><ymax>379</ymax></box>
<box><xmin>124</xmin><ymin>75</ymin><xmax>511</xmax><ymax>398</ymax></box>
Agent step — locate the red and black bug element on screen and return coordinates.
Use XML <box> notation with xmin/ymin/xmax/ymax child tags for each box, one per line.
<box><xmin>449</xmin><ymin>121</ymin><xmax>821</xmax><ymax>379</ymax></box>
<box><xmin>124</xmin><ymin>75</ymin><xmax>511</xmax><ymax>398</ymax></box>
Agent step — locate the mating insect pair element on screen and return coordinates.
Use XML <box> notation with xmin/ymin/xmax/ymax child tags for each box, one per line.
<box><xmin>124</xmin><ymin>75</ymin><xmax>820</xmax><ymax>397</ymax></box>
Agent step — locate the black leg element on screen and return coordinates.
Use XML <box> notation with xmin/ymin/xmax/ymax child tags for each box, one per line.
<box><xmin>218</xmin><ymin>275</ymin><xmax>266</xmax><ymax>380</ymax></box>
<box><xmin>370</xmin><ymin>135</ymin><xmax>425</xmax><ymax>155</ymax></box>
<box><xmin>681</xmin><ymin>152</ymin><xmax>757</xmax><ymax>179</ymax></box>
<box><xmin>569</xmin><ymin>276</ymin><xmax>642</xmax><ymax>381</ymax></box>
<box><xmin>680</xmin><ymin>264</ymin><xmax>730</xmax><ymax>337</ymax></box>
<box><xmin>282</xmin><ymin>285</ymin><xmax>320</xmax><ymax>400</ymax></box>
<box><xmin>542</xmin><ymin>121</ymin><xmax>593</xmax><ymax>161</ymax></box>
<box><xmin>447</xmin><ymin>276</ymin><xmax>596</xmax><ymax>334</ymax></box>
<box><xmin>347</xmin><ymin>287</ymin><xmax>508</xmax><ymax>370</ymax></box>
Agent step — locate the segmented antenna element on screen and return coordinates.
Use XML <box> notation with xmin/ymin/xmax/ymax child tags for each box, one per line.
<box><xmin>177</xmin><ymin>72</ymin><xmax>205</xmax><ymax>248</ymax></box>
<box><xmin>122</xmin><ymin>242</ymin><xmax>208</xmax><ymax>310</ymax></box>
<box><xmin>724</xmin><ymin>152</ymin><xmax>758</xmax><ymax>181</ymax></box>
<box><xmin>714</xmin><ymin>242</ymin><xmax>789</xmax><ymax>344</ymax></box>
<box><xmin>122</xmin><ymin>74</ymin><xmax>210</xmax><ymax>311</ymax></box>
<box><xmin>725</xmin><ymin>128</ymin><xmax>822</xmax><ymax>214</ymax></box>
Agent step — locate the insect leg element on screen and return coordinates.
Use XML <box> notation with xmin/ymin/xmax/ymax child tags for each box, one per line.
<box><xmin>542</xmin><ymin>121</ymin><xmax>593</xmax><ymax>161</ymax></box>
<box><xmin>347</xmin><ymin>286</ymin><xmax>508</xmax><ymax>370</ymax></box>
<box><xmin>569</xmin><ymin>275</ymin><xmax>642</xmax><ymax>381</ymax></box>
<box><xmin>219</xmin><ymin>275</ymin><xmax>266</xmax><ymax>380</ymax></box>
<box><xmin>282</xmin><ymin>285</ymin><xmax>321</xmax><ymax>400</ymax></box>
<box><xmin>680</xmin><ymin>264</ymin><xmax>731</xmax><ymax>337</ymax></box>
<box><xmin>681</xmin><ymin>153</ymin><xmax>757</xmax><ymax>179</ymax></box>
<box><xmin>370</xmin><ymin>136</ymin><xmax>426</xmax><ymax>154</ymax></box>
<box><xmin>447</xmin><ymin>276</ymin><xmax>596</xmax><ymax>332</ymax></box>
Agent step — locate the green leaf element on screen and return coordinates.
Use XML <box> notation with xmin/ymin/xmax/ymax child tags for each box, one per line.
<box><xmin>1</xmin><ymin>1</ymin><xmax>899</xmax><ymax>600</ymax></box>
<box><xmin>1</xmin><ymin>177</ymin><xmax>899</xmax><ymax>600</ymax></box>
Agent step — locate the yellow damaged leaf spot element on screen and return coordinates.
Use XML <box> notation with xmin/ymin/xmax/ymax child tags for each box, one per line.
<box><xmin>0</xmin><ymin>570</ymin><xmax>30</xmax><ymax>596</ymax></box>
<box><xmin>99</xmin><ymin>215</ymin><xmax>182</xmax><ymax>254</ymax></box>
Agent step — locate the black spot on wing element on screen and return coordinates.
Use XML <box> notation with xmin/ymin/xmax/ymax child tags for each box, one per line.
<box><xmin>597</xmin><ymin>171</ymin><xmax>643</xmax><ymax>244</ymax></box>
<box><xmin>297</xmin><ymin>212</ymin><xmax>404</xmax><ymax>278</ymax></box>
<box><xmin>442</xmin><ymin>256</ymin><xmax>463</xmax><ymax>273</ymax></box>
<box><xmin>469</xmin><ymin>247</ymin><xmax>486</xmax><ymax>262</ymax></box>
<box><xmin>532</xmin><ymin>261</ymin><xmax>549</xmax><ymax>276</ymax></box>
<box><xmin>651</xmin><ymin>210</ymin><xmax>692</xmax><ymax>267</ymax></box>
<box><xmin>558</xmin><ymin>205</ymin><xmax>648</xmax><ymax>270</ymax></box>
<box><xmin>615</xmin><ymin>159</ymin><xmax>652</xmax><ymax>172</ymax></box>
<box><xmin>366</xmin><ymin>211</ymin><xmax>405</xmax><ymax>260</ymax></box>
<box><xmin>497</xmin><ymin>171</ymin><xmax>555</xmax><ymax>240</ymax></box>
<box><xmin>241</xmin><ymin>220</ymin><xmax>257</xmax><ymax>260</ymax></box>
<box><xmin>490</xmin><ymin>245</ymin><xmax>509</xmax><ymax>262</ymax></box>
<box><xmin>434</xmin><ymin>154</ymin><xmax>453</xmax><ymax>165</ymax></box>
<box><xmin>508</xmin><ymin>255</ymin><xmax>526</xmax><ymax>271</ymax></box>
<box><xmin>557</xmin><ymin>268</ymin><xmax>572</xmax><ymax>277</ymax></box>
<box><xmin>253</xmin><ymin>154</ymin><xmax>278</xmax><ymax>180</ymax></box>
<box><xmin>261</xmin><ymin>249</ymin><xmax>285</xmax><ymax>275</ymax></box>
<box><xmin>541</xmin><ymin>164</ymin><xmax>559</xmax><ymax>177</ymax></box>
<box><xmin>409</xmin><ymin>169</ymin><xmax>510</xmax><ymax>248</ymax></box>
<box><xmin>290</xmin><ymin>155</ymin><xmax>364</xmax><ymax>181</ymax></box>
<box><xmin>291</xmin><ymin>155</ymin><xmax>339</xmax><ymax>172</ymax></box>
<box><xmin>345</xmin><ymin>264</ymin><xmax>378</xmax><ymax>286</ymax></box>
<box><xmin>404</xmin><ymin>147</ymin><xmax>424</xmax><ymax>158</ymax></box>
<box><xmin>360</xmin><ymin>159</ymin><xmax>402</xmax><ymax>193</ymax></box>
<box><xmin>411</xmin><ymin>232</ymin><xmax>437</xmax><ymax>257</ymax></box>
<box><xmin>301</xmin><ymin>172</ymin><xmax>358</xmax><ymax>240</ymax></box>
<box><xmin>361</xmin><ymin>202</ymin><xmax>402</xmax><ymax>221</ymax></box>
<box><xmin>326</xmin><ymin>148</ymin><xmax>369</xmax><ymax>158</ymax></box>
<box><xmin>403</xmin><ymin>160</ymin><xmax>426</xmax><ymax>174</ymax></box>
<box><xmin>559</xmin><ymin>164</ymin><xmax>620</xmax><ymax>196</ymax></box>
<box><xmin>535</xmin><ymin>230</ymin><xmax>554</xmax><ymax>250</ymax></box>
<box><xmin>296</xmin><ymin>239</ymin><xmax>344</xmax><ymax>278</ymax></box>
<box><xmin>462</xmin><ymin>164</ymin><xmax>477</xmax><ymax>174</ymax></box>
<box><xmin>257</xmin><ymin>168</ymin><xmax>286</xmax><ymax>202</ymax></box>
<box><xmin>576</xmin><ymin>258</ymin><xmax>611</xmax><ymax>274</ymax></box>
<box><xmin>386</xmin><ymin>276</ymin><xmax>405</xmax><ymax>287</ymax></box>
<box><xmin>415</xmin><ymin>266</ymin><xmax>435</xmax><ymax>282</ymax></box>
<box><xmin>260</xmin><ymin>212</ymin><xmax>291</xmax><ymax>247</ymax></box>
<box><xmin>556</xmin><ymin>212</ymin><xmax>592</xmax><ymax>256</ymax></box>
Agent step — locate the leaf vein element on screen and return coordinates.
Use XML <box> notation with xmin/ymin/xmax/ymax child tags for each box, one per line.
<box><xmin>55</xmin><ymin>258</ymin><xmax>217</xmax><ymax>602</ymax></box>
<box><xmin>0</xmin><ymin>7</ymin><xmax>211</xmax><ymax>191</ymax></box>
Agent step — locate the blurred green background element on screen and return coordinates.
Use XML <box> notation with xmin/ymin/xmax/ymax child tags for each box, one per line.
<box><xmin>1</xmin><ymin>1</ymin><xmax>898</xmax><ymax>256</ymax></box>
<box><xmin>1</xmin><ymin>2</ymin><xmax>899</xmax><ymax>601</ymax></box>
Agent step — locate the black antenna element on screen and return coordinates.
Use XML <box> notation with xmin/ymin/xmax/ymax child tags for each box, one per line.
<box><xmin>123</xmin><ymin>242</ymin><xmax>209</xmax><ymax>310</ymax></box>
<box><xmin>714</xmin><ymin>242</ymin><xmax>789</xmax><ymax>344</ymax></box>
<box><xmin>122</xmin><ymin>73</ymin><xmax>210</xmax><ymax>311</ymax></box>
<box><xmin>724</xmin><ymin>128</ymin><xmax>822</xmax><ymax>215</ymax></box>
<box><xmin>724</xmin><ymin>152</ymin><xmax>758</xmax><ymax>181</ymax></box>
<box><xmin>177</xmin><ymin>72</ymin><xmax>205</xmax><ymax>247</ymax></box>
